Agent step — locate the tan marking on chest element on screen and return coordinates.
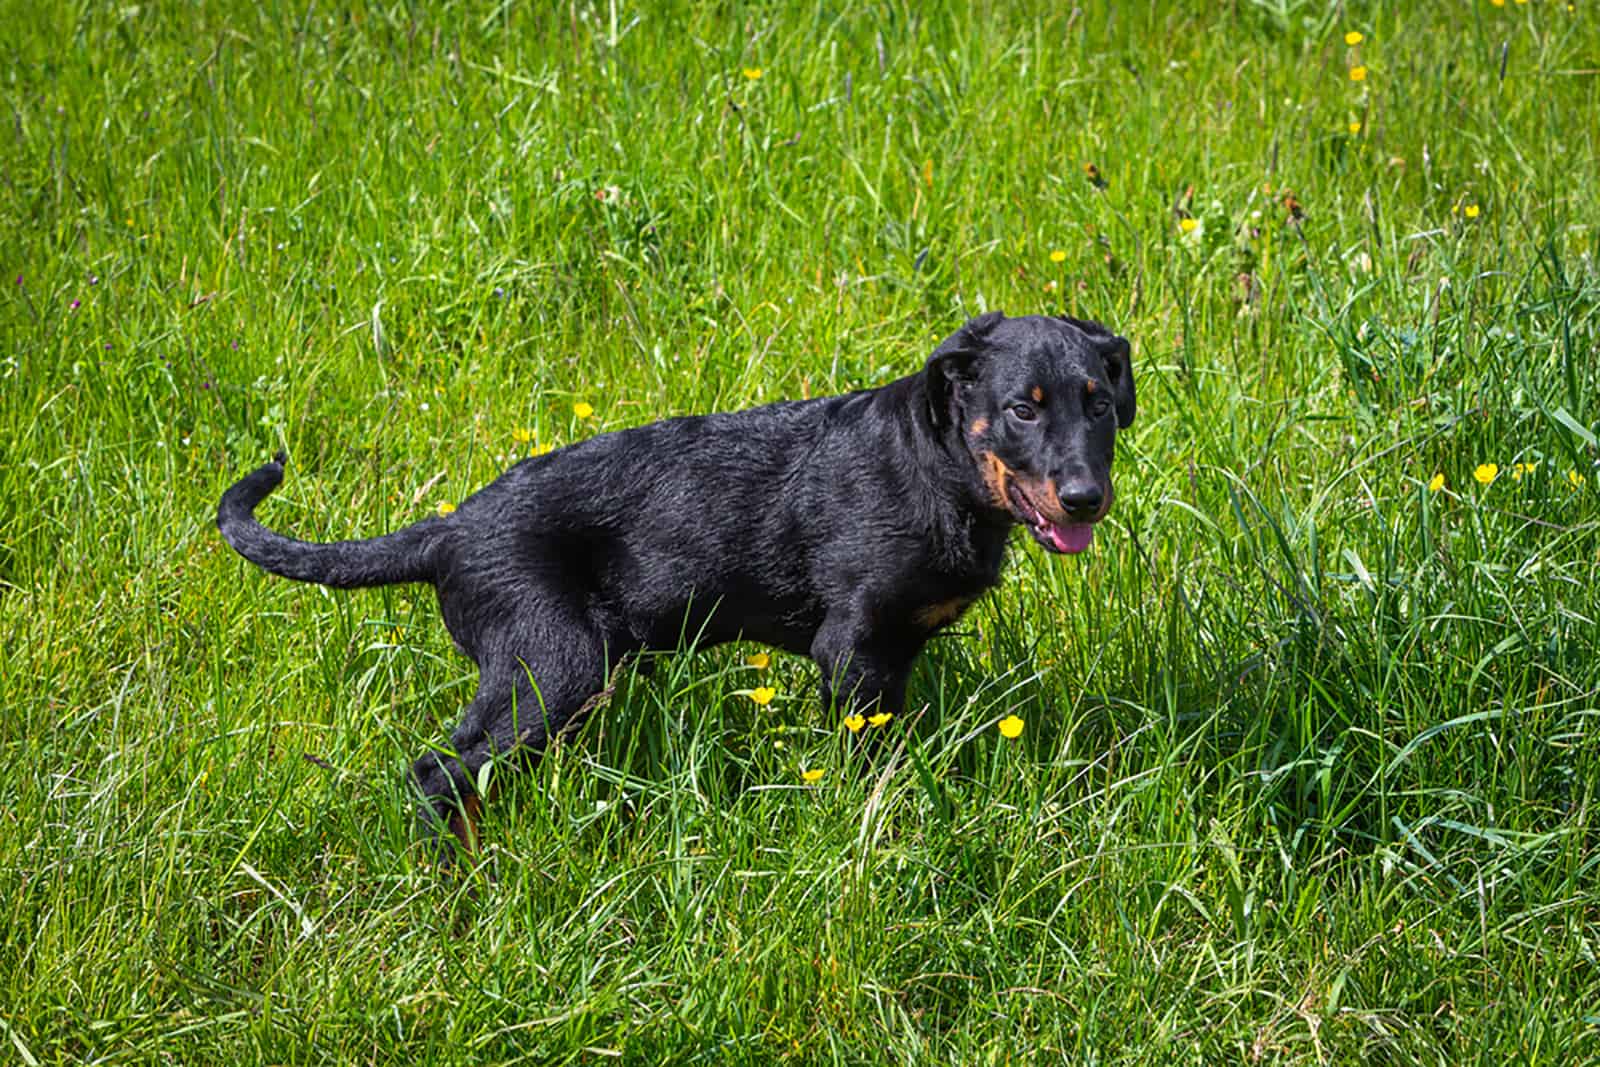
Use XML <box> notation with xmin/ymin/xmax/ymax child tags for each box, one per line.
<box><xmin>914</xmin><ymin>596</ymin><xmax>974</xmax><ymax>629</ymax></box>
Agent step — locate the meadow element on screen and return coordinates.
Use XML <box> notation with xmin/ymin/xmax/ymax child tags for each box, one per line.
<box><xmin>3</xmin><ymin>1</ymin><xmax>1599</xmax><ymax>1062</ymax></box>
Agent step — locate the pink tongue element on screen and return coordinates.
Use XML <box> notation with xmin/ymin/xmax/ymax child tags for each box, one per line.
<box><xmin>1046</xmin><ymin>523</ymin><xmax>1095</xmax><ymax>554</ymax></box>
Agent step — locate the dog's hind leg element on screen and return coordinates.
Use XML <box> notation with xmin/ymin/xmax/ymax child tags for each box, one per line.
<box><xmin>411</xmin><ymin>610</ymin><xmax>620</xmax><ymax>854</ymax></box>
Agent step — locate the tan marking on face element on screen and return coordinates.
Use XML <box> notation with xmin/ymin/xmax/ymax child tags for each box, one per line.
<box><xmin>914</xmin><ymin>597</ymin><xmax>974</xmax><ymax>630</ymax></box>
<box><xmin>1085</xmin><ymin>379</ymin><xmax>1097</xmax><ymax>394</ymax></box>
<box><xmin>968</xmin><ymin>416</ymin><xmax>989</xmax><ymax>437</ymax></box>
<box><xmin>1030</xmin><ymin>385</ymin><xmax>1044</xmax><ymax>403</ymax></box>
<box><xmin>1024</xmin><ymin>476</ymin><xmax>1073</xmax><ymax>527</ymax></box>
<box><xmin>976</xmin><ymin>451</ymin><xmax>1013</xmax><ymax>509</ymax></box>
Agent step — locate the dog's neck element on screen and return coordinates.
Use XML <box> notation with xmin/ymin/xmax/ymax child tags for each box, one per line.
<box><xmin>879</xmin><ymin>373</ymin><xmax>1015</xmax><ymax>585</ymax></box>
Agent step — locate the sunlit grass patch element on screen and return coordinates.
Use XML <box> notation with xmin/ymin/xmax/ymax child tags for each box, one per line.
<box><xmin>0</xmin><ymin>1</ymin><xmax>1597</xmax><ymax>1063</ymax></box>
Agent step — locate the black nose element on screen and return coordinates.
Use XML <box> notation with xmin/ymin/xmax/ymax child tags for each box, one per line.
<box><xmin>1058</xmin><ymin>480</ymin><xmax>1103</xmax><ymax>516</ymax></box>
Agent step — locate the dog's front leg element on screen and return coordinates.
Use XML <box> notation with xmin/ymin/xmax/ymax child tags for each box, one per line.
<box><xmin>810</xmin><ymin>610</ymin><xmax>913</xmax><ymax>721</ymax></box>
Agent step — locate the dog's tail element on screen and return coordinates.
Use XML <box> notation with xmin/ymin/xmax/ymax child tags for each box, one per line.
<box><xmin>217</xmin><ymin>452</ymin><xmax>441</xmax><ymax>589</ymax></box>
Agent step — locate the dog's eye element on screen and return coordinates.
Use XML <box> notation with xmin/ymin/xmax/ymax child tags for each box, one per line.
<box><xmin>1009</xmin><ymin>402</ymin><xmax>1037</xmax><ymax>423</ymax></box>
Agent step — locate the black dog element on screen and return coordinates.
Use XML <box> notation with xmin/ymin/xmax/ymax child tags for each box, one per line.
<box><xmin>218</xmin><ymin>312</ymin><xmax>1135</xmax><ymax>847</ymax></box>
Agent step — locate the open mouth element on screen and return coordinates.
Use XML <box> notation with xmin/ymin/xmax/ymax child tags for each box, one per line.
<box><xmin>1006</xmin><ymin>481</ymin><xmax>1096</xmax><ymax>554</ymax></box>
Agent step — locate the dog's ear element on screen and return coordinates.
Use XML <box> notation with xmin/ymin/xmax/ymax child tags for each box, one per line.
<box><xmin>924</xmin><ymin>311</ymin><xmax>1005</xmax><ymax>429</ymax></box>
<box><xmin>1060</xmin><ymin>316</ymin><xmax>1136</xmax><ymax>429</ymax></box>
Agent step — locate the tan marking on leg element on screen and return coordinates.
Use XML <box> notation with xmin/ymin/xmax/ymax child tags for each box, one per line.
<box><xmin>914</xmin><ymin>597</ymin><xmax>973</xmax><ymax>629</ymax></box>
<box><xmin>448</xmin><ymin>794</ymin><xmax>482</xmax><ymax>854</ymax></box>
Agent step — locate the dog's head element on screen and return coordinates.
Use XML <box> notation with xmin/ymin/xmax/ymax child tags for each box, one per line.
<box><xmin>925</xmin><ymin>311</ymin><xmax>1135</xmax><ymax>554</ymax></box>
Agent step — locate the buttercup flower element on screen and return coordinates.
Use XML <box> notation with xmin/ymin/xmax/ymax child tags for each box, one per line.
<box><xmin>1179</xmin><ymin>218</ymin><xmax>1198</xmax><ymax>233</ymax></box>
<box><xmin>746</xmin><ymin>652</ymin><xmax>771</xmax><ymax>669</ymax></box>
<box><xmin>998</xmin><ymin>715</ymin><xmax>1025</xmax><ymax>739</ymax></box>
<box><xmin>1512</xmin><ymin>461</ymin><xmax>1538</xmax><ymax>480</ymax></box>
<box><xmin>1049</xmin><ymin>250</ymin><xmax>1067</xmax><ymax>264</ymax></box>
<box><xmin>1348</xmin><ymin>121</ymin><xmax>1362</xmax><ymax>135</ymax></box>
<box><xmin>750</xmin><ymin>686</ymin><xmax>776</xmax><ymax>706</ymax></box>
<box><xmin>1428</xmin><ymin>473</ymin><xmax>1445</xmax><ymax>493</ymax></box>
<box><xmin>573</xmin><ymin>402</ymin><xmax>595</xmax><ymax>419</ymax></box>
<box><xmin>743</xmin><ymin>67</ymin><xmax>763</xmax><ymax>80</ymax></box>
<box><xmin>802</xmin><ymin>768</ymin><xmax>824</xmax><ymax>783</ymax></box>
<box><xmin>512</xmin><ymin>427</ymin><xmax>534</xmax><ymax>443</ymax></box>
<box><xmin>1464</xmin><ymin>205</ymin><xmax>1481</xmax><ymax>219</ymax></box>
<box><xmin>437</xmin><ymin>501</ymin><xmax>457</xmax><ymax>516</ymax></box>
<box><xmin>1568</xmin><ymin>469</ymin><xmax>1587</xmax><ymax>488</ymax></box>
<box><xmin>1344</xmin><ymin>31</ymin><xmax>1365</xmax><ymax>46</ymax></box>
<box><xmin>867</xmin><ymin>712</ymin><xmax>893</xmax><ymax>727</ymax></box>
<box><xmin>1349</xmin><ymin>65</ymin><xmax>1368</xmax><ymax>82</ymax></box>
<box><xmin>843</xmin><ymin>714</ymin><xmax>866</xmax><ymax>733</ymax></box>
<box><xmin>1473</xmin><ymin>464</ymin><xmax>1498</xmax><ymax>485</ymax></box>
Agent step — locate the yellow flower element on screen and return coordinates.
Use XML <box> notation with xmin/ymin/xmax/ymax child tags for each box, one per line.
<box><xmin>742</xmin><ymin>67</ymin><xmax>763</xmax><ymax>80</ymax></box>
<box><xmin>1490</xmin><ymin>0</ymin><xmax>1505</xmax><ymax>7</ymax></box>
<box><xmin>802</xmin><ymin>768</ymin><xmax>824</xmax><ymax>783</ymax></box>
<box><xmin>746</xmin><ymin>652</ymin><xmax>770</xmax><ymax>669</ymax></box>
<box><xmin>1344</xmin><ymin>31</ymin><xmax>1364</xmax><ymax>46</ymax></box>
<box><xmin>843</xmin><ymin>714</ymin><xmax>866</xmax><ymax>733</ymax></box>
<box><xmin>1473</xmin><ymin>463</ymin><xmax>1499</xmax><ymax>485</ymax></box>
<box><xmin>573</xmin><ymin>401</ymin><xmax>595</xmax><ymax>419</ymax></box>
<box><xmin>531</xmin><ymin>442</ymin><xmax>553</xmax><ymax>456</ymax></box>
<box><xmin>436</xmin><ymin>501</ymin><xmax>457</xmax><ymax>516</ymax></box>
<box><xmin>1428</xmin><ymin>473</ymin><xmax>1445</xmax><ymax>493</ymax></box>
<box><xmin>1179</xmin><ymin>217</ymin><xmax>1198</xmax><ymax>233</ymax></box>
<box><xmin>1567</xmin><ymin>469</ymin><xmax>1587</xmax><ymax>488</ymax></box>
<box><xmin>1349</xmin><ymin>65</ymin><xmax>1368</xmax><ymax>82</ymax></box>
<box><xmin>1512</xmin><ymin>461</ymin><xmax>1538</xmax><ymax>480</ymax></box>
<box><xmin>1348</xmin><ymin>120</ymin><xmax>1362</xmax><ymax>135</ymax></box>
<box><xmin>750</xmin><ymin>686</ymin><xmax>776</xmax><ymax>706</ymax></box>
<box><xmin>1049</xmin><ymin>249</ymin><xmax>1067</xmax><ymax>264</ymax></box>
<box><xmin>512</xmin><ymin>426</ymin><xmax>534</xmax><ymax>443</ymax></box>
<box><xmin>998</xmin><ymin>715</ymin><xmax>1025</xmax><ymax>739</ymax></box>
<box><xmin>1464</xmin><ymin>205</ymin><xmax>1481</xmax><ymax>219</ymax></box>
<box><xmin>867</xmin><ymin>712</ymin><xmax>893</xmax><ymax>727</ymax></box>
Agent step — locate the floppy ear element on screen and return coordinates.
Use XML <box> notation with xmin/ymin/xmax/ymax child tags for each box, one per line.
<box><xmin>1060</xmin><ymin>316</ymin><xmax>1136</xmax><ymax>429</ymax></box>
<box><xmin>924</xmin><ymin>311</ymin><xmax>1005</xmax><ymax>429</ymax></box>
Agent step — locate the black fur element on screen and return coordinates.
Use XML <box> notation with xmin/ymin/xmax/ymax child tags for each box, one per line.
<box><xmin>218</xmin><ymin>312</ymin><xmax>1136</xmax><ymax>847</ymax></box>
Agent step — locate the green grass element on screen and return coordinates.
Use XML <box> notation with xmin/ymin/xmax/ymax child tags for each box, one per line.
<box><xmin>3</xmin><ymin>0</ymin><xmax>1599</xmax><ymax>1062</ymax></box>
